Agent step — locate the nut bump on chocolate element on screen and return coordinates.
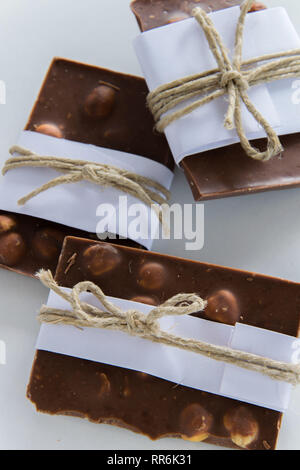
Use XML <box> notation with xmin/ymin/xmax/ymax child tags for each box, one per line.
<box><xmin>33</xmin><ymin>228</ymin><xmax>65</xmax><ymax>261</ymax></box>
<box><xmin>180</xmin><ymin>404</ymin><xmax>213</xmax><ymax>442</ymax></box>
<box><xmin>84</xmin><ymin>85</ymin><xmax>117</xmax><ymax>119</ymax></box>
<box><xmin>224</xmin><ymin>406</ymin><xmax>259</xmax><ymax>448</ymax></box>
<box><xmin>0</xmin><ymin>215</ymin><xmax>17</xmax><ymax>234</ymax></box>
<box><xmin>0</xmin><ymin>232</ymin><xmax>26</xmax><ymax>266</ymax></box>
<box><xmin>83</xmin><ymin>244</ymin><xmax>122</xmax><ymax>277</ymax></box>
<box><xmin>205</xmin><ymin>289</ymin><xmax>240</xmax><ymax>325</ymax></box>
<box><xmin>138</xmin><ymin>262</ymin><xmax>167</xmax><ymax>290</ymax></box>
<box><xmin>35</xmin><ymin>123</ymin><xmax>63</xmax><ymax>139</ymax></box>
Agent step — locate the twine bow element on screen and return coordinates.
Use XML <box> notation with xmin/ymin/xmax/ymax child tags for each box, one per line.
<box><xmin>2</xmin><ymin>145</ymin><xmax>170</xmax><ymax>228</ymax></box>
<box><xmin>148</xmin><ymin>0</ymin><xmax>300</xmax><ymax>161</ymax></box>
<box><xmin>37</xmin><ymin>269</ymin><xmax>300</xmax><ymax>386</ymax></box>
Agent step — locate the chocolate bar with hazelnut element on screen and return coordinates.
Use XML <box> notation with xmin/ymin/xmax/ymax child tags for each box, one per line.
<box><xmin>27</xmin><ymin>236</ymin><xmax>300</xmax><ymax>450</ymax></box>
<box><xmin>0</xmin><ymin>58</ymin><xmax>173</xmax><ymax>277</ymax></box>
<box><xmin>130</xmin><ymin>1</ymin><xmax>300</xmax><ymax>202</ymax></box>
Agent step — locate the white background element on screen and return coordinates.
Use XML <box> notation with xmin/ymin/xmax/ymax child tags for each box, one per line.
<box><xmin>0</xmin><ymin>0</ymin><xmax>300</xmax><ymax>450</ymax></box>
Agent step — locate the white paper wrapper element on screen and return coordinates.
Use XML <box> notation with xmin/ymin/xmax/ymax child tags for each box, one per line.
<box><xmin>0</xmin><ymin>131</ymin><xmax>173</xmax><ymax>250</ymax></box>
<box><xmin>36</xmin><ymin>288</ymin><xmax>300</xmax><ymax>412</ymax></box>
<box><xmin>134</xmin><ymin>6</ymin><xmax>300</xmax><ymax>164</ymax></box>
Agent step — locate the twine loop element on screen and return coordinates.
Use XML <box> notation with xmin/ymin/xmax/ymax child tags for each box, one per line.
<box><xmin>37</xmin><ymin>269</ymin><xmax>300</xmax><ymax>386</ymax></box>
<box><xmin>147</xmin><ymin>0</ymin><xmax>300</xmax><ymax>161</ymax></box>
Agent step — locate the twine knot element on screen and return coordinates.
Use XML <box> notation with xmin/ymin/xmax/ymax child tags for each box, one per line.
<box><xmin>81</xmin><ymin>163</ymin><xmax>99</xmax><ymax>183</ymax></box>
<box><xmin>37</xmin><ymin>269</ymin><xmax>300</xmax><ymax>386</ymax></box>
<box><xmin>220</xmin><ymin>69</ymin><xmax>248</xmax><ymax>91</ymax></box>
<box><xmin>125</xmin><ymin>309</ymin><xmax>158</xmax><ymax>335</ymax></box>
<box><xmin>147</xmin><ymin>0</ymin><xmax>300</xmax><ymax>162</ymax></box>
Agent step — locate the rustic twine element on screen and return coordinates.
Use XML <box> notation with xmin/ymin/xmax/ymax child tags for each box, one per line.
<box><xmin>2</xmin><ymin>145</ymin><xmax>171</xmax><ymax>230</ymax></box>
<box><xmin>147</xmin><ymin>0</ymin><xmax>300</xmax><ymax>161</ymax></box>
<box><xmin>37</xmin><ymin>269</ymin><xmax>300</xmax><ymax>386</ymax></box>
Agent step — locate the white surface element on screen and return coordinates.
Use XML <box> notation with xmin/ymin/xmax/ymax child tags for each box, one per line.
<box><xmin>0</xmin><ymin>131</ymin><xmax>173</xmax><ymax>249</ymax></box>
<box><xmin>135</xmin><ymin>6</ymin><xmax>300</xmax><ymax>161</ymax></box>
<box><xmin>38</xmin><ymin>289</ymin><xmax>298</xmax><ymax>412</ymax></box>
<box><xmin>0</xmin><ymin>0</ymin><xmax>300</xmax><ymax>451</ymax></box>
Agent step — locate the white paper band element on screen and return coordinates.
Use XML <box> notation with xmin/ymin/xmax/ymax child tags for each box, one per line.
<box><xmin>0</xmin><ymin>131</ymin><xmax>173</xmax><ymax>249</ymax></box>
<box><xmin>134</xmin><ymin>7</ymin><xmax>300</xmax><ymax>164</ymax></box>
<box><xmin>36</xmin><ymin>288</ymin><xmax>300</xmax><ymax>412</ymax></box>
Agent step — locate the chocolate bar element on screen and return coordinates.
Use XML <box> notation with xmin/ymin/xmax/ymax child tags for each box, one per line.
<box><xmin>27</xmin><ymin>236</ymin><xmax>300</xmax><ymax>450</ymax></box>
<box><xmin>0</xmin><ymin>58</ymin><xmax>173</xmax><ymax>277</ymax></box>
<box><xmin>131</xmin><ymin>1</ymin><xmax>300</xmax><ymax>202</ymax></box>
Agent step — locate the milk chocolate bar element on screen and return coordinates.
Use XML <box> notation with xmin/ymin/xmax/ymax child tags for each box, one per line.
<box><xmin>27</xmin><ymin>236</ymin><xmax>300</xmax><ymax>450</ymax></box>
<box><xmin>0</xmin><ymin>58</ymin><xmax>173</xmax><ymax>277</ymax></box>
<box><xmin>131</xmin><ymin>0</ymin><xmax>300</xmax><ymax>201</ymax></box>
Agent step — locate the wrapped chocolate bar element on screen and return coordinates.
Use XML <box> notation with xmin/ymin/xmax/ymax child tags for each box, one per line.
<box><xmin>0</xmin><ymin>58</ymin><xmax>173</xmax><ymax>277</ymax></box>
<box><xmin>132</xmin><ymin>0</ymin><xmax>300</xmax><ymax>200</ymax></box>
<box><xmin>27</xmin><ymin>236</ymin><xmax>300</xmax><ymax>450</ymax></box>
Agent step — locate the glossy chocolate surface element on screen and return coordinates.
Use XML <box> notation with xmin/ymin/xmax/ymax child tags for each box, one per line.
<box><xmin>0</xmin><ymin>58</ymin><xmax>172</xmax><ymax>277</ymax></box>
<box><xmin>27</xmin><ymin>236</ymin><xmax>300</xmax><ymax>449</ymax></box>
<box><xmin>131</xmin><ymin>0</ymin><xmax>300</xmax><ymax>201</ymax></box>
